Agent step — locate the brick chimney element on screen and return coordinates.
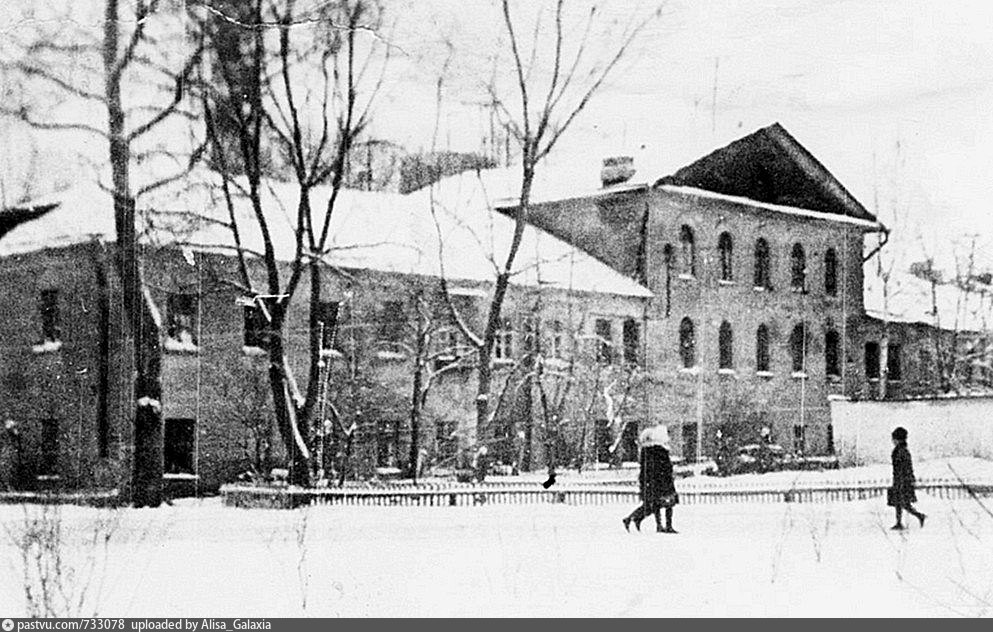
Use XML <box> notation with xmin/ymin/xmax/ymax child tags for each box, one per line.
<box><xmin>601</xmin><ymin>155</ymin><xmax>635</xmax><ymax>187</ymax></box>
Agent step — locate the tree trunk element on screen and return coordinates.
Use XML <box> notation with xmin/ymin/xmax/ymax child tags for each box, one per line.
<box><xmin>266</xmin><ymin>322</ymin><xmax>312</xmax><ymax>487</ymax></box>
<box><xmin>105</xmin><ymin>0</ymin><xmax>163</xmax><ymax>507</ymax></box>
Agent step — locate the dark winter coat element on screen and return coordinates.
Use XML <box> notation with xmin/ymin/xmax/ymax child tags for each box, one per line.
<box><xmin>888</xmin><ymin>442</ymin><xmax>917</xmax><ymax>507</ymax></box>
<box><xmin>639</xmin><ymin>444</ymin><xmax>679</xmax><ymax>510</ymax></box>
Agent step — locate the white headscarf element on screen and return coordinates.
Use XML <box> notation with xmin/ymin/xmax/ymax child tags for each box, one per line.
<box><xmin>638</xmin><ymin>424</ymin><xmax>671</xmax><ymax>449</ymax></box>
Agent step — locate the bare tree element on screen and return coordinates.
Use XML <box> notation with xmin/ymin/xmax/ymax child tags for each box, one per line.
<box><xmin>1</xmin><ymin>1</ymin><xmax>206</xmax><ymax>506</ymax></box>
<box><xmin>433</xmin><ymin>0</ymin><xmax>660</xmax><ymax>461</ymax></box>
<box><xmin>194</xmin><ymin>0</ymin><xmax>389</xmax><ymax>486</ymax></box>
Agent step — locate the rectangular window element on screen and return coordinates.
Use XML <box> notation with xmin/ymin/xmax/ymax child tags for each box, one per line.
<box><xmin>164</xmin><ymin>418</ymin><xmax>195</xmax><ymax>475</ymax></box>
<box><xmin>865</xmin><ymin>342</ymin><xmax>880</xmax><ymax>380</ymax></box>
<box><xmin>494</xmin><ymin>319</ymin><xmax>514</xmax><ymax>361</ymax></box>
<box><xmin>39</xmin><ymin>418</ymin><xmax>59</xmax><ymax>477</ymax></box>
<box><xmin>243</xmin><ymin>304</ymin><xmax>269</xmax><ymax>349</ymax></box>
<box><xmin>595</xmin><ymin>318</ymin><xmax>613</xmax><ymax>364</ymax></box>
<box><xmin>549</xmin><ymin>320</ymin><xmax>564</xmax><ymax>360</ymax></box>
<box><xmin>432</xmin><ymin>327</ymin><xmax>459</xmax><ymax>371</ymax></box>
<box><xmin>166</xmin><ymin>294</ymin><xmax>198</xmax><ymax>347</ymax></box>
<box><xmin>887</xmin><ymin>343</ymin><xmax>902</xmax><ymax>381</ymax></box>
<box><xmin>377</xmin><ymin>422</ymin><xmax>396</xmax><ymax>468</ymax></box>
<box><xmin>522</xmin><ymin>316</ymin><xmax>539</xmax><ymax>356</ymax></box>
<box><xmin>39</xmin><ymin>289</ymin><xmax>61</xmax><ymax>343</ymax></box>
<box><xmin>682</xmin><ymin>423</ymin><xmax>698</xmax><ymax>462</ymax></box>
<box><xmin>317</xmin><ymin>301</ymin><xmax>340</xmax><ymax>350</ymax></box>
<box><xmin>622</xmin><ymin>318</ymin><xmax>640</xmax><ymax>365</ymax></box>
<box><xmin>793</xmin><ymin>424</ymin><xmax>806</xmax><ymax>454</ymax></box>
<box><xmin>826</xmin><ymin>424</ymin><xmax>835</xmax><ymax>455</ymax></box>
<box><xmin>379</xmin><ymin>300</ymin><xmax>405</xmax><ymax>344</ymax></box>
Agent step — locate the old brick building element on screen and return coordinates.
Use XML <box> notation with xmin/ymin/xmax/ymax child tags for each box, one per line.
<box><xmin>0</xmin><ymin>176</ymin><xmax>651</xmax><ymax>493</ymax></box>
<box><xmin>12</xmin><ymin>122</ymin><xmax>980</xmax><ymax>495</ymax></box>
<box><xmin>511</xmin><ymin>124</ymin><xmax>885</xmax><ymax>458</ymax></box>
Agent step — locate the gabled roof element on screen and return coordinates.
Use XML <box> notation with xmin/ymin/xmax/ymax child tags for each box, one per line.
<box><xmin>0</xmin><ymin>174</ymin><xmax>653</xmax><ymax>299</ymax></box>
<box><xmin>656</xmin><ymin>122</ymin><xmax>876</xmax><ymax>223</ymax></box>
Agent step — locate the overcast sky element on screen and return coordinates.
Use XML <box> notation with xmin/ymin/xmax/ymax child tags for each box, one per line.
<box><xmin>375</xmin><ymin>0</ymin><xmax>993</xmax><ymax>271</ymax></box>
<box><xmin>2</xmin><ymin>0</ymin><xmax>991</xmax><ymax>272</ymax></box>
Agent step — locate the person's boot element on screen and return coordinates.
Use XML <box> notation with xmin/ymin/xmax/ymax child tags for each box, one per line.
<box><xmin>622</xmin><ymin>517</ymin><xmax>632</xmax><ymax>532</ymax></box>
<box><xmin>917</xmin><ymin>513</ymin><xmax>926</xmax><ymax>528</ymax></box>
<box><xmin>890</xmin><ymin>523</ymin><xmax>905</xmax><ymax>530</ymax></box>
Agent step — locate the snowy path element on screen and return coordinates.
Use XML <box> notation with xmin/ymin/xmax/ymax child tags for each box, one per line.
<box><xmin>1</xmin><ymin>493</ymin><xmax>992</xmax><ymax>617</ymax></box>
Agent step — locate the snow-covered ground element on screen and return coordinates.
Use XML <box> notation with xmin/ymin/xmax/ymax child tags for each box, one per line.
<box><xmin>2</xmin><ymin>489</ymin><xmax>992</xmax><ymax>617</ymax></box>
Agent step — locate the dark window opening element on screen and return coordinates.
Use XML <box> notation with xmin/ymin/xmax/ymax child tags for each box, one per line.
<box><xmin>164</xmin><ymin>418</ymin><xmax>195</xmax><ymax>475</ymax></box>
<box><xmin>682</xmin><ymin>423</ymin><xmax>698</xmax><ymax>462</ymax></box>
<box><xmin>825</xmin><ymin>329</ymin><xmax>841</xmax><ymax>377</ymax></box>
<box><xmin>756</xmin><ymin>324</ymin><xmax>771</xmax><ymax>372</ymax></box>
<box><xmin>549</xmin><ymin>320</ymin><xmax>565</xmax><ymax>360</ymax></box>
<box><xmin>887</xmin><ymin>343</ymin><xmax>902</xmax><ymax>381</ymax></box>
<box><xmin>865</xmin><ymin>342</ymin><xmax>880</xmax><ymax>380</ymax></box>
<box><xmin>317</xmin><ymin>301</ymin><xmax>340</xmax><ymax>350</ymax></box>
<box><xmin>595</xmin><ymin>318</ymin><xmax>613</xmax><ymax>364</ymax></box>
<box><xmin>377</xmin><ymin>422</ymin><xmax>397</xmax><ymax>468</ymax></box>
<box><xmin>622</xmin><ymin>318</ymin><xmax>640</xmax><ymax>365</ymax></box>
<box><xmin>379</xmin><ymin>300</ymin><xmax>405</xmax><ymax>344</ymax></box>
<box><xmin>243</xmin><ymin>303</ymin><xmax>269</xmax><ymax>349</ymax></box>
<box><xmin>679</xmin><ymin>317</ymin><xmax>696</xmax><ymax>368</ymax></box>
<box><xmin>719</xmin><ymin>321</ymin><xmax>734</xmax><ymax>369</ymax></box>
<box><xmin>680</xmin><ymin>225</ymin><xmax>696</xmax><ymax>277</ymax></box>
<box><xmin>793</xmin><ymin>424</ymin><xmax>806</xmax><ymax>454</ymax></box>
<box><xmin>166</xmin><ymin>293</ymin><xmax>198</xmax><ymax>346</ymax></box>
<box><xmin>824</xmin><ymin>248</ymin><xmax>838</xmax><ymax>296</ymax></box>
<box><xmin>494</xmin><ymin>318</ymin><xmax>514</xmax><ymax>361</ymax></box>
<box><xmin>790</xmin><ymin>243</ymin><xmax>806</xmax><ymax>292</ymax></box>
<box><xmin>790</xmin><ymin>323</ymin><xmax>807</xmax><ymax>373</ymax></box>
<box><xmin>826</xmin><ymin>424</ymin><xmax>835</xmax><ymax>455</ymax></box>
<box><xmin>718</xmin><ymin>232</ymin><xmax>733</xmax><ymax>281</ymax></box>
<box><xmin>754</xmin><ymin>238</ymin><xmax>771</xmax><ymax>289</ymax></box>
<box><xmin>40</xmin><ymin>289</ymin><xmax>61</xmax><ymax>343</ymax></box>
<box><xmin>40</xmin><ymin>418</ymin><xmax>59</xmax><ymax>477</ymax></box>
<box><xmin>523</xmin><ymin>316</ymin><xmax>539</xmax><ymax>356</ymax></box>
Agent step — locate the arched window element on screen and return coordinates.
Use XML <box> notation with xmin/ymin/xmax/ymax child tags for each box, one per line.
<box><xmin>824</xmin><ymin>248</ymin><xmax>838</xmax><ymax>296</ymax></box>
<box><xmin>718</xmin><ymin>232</ymin><xmax>733</xmax><ymax>281</ymax></box>
<box><xmin>825</xmin><ymin>329</ymin><xmax>840</xmax><ymax>377</ymax></box>
<box><xmin>679</xmin><ymin>317</ymin><xmax>695</xmax><ymax>368</ymax></box>
<box><xmin>790</xmin><ymin>323</ymin><xmax>807</xmax><ymax>373</ymax></box>
<box><xmin>790</xmin><ymin>243</ymin><xmax>806</xmax><ymax>292</ymax></box>
<box><xmin>754</xmin><ymin>238</ymin><xmax>771</xmax><ymax>289</ymax></box>
<box><xmin>680</xmin><ymin>225</ymin><xmax>696</xmax><ymax>277</ymax></box>
<box><xmin>756</xmin><ymin>324</ymin><xmax>770</xmax><ymax>372</ymax></box>
<box><xmin>719</xmin><ymin>321</ymin><xmax>733</xmax><ymax>369</ymax></box>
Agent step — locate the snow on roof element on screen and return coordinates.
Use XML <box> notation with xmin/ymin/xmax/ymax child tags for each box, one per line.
<box><xmin>0</xmin><ymin>173</ymin><xmax>652</xmax><ymax>299</ymax></box>
<box><xmin>863</xmin><ymin>269</ymin><xmax>993</xmax><ymax>332</ymax></box>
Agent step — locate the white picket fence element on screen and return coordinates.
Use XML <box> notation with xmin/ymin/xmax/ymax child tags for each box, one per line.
<box><xmin>220</xmin><ymin>477</ymin><xmax>993</xmax><ymax>509</ymax></box>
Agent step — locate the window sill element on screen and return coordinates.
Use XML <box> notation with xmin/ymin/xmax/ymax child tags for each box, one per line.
<box><xmin>493</xmin><ymin>358</ymin><xmax>516</xmax><ymax>368</ymax></box>
<box><xmin>242</xmin><ymin>345</ymin><xmax>267</xmax><ymax>357</ymax></box>
<box><xmin>375</xmin><ymin>350</ymin><xmax>407</xmax><ymax>361</ymax></box>
<box><xmin>717</xmin><ymin>279</ymin><xmax>735</xmax><ymax>286</ymax></box>
<box><xmin>791</xmin><ymin>371</ymin><xmax>809</xmax><ymax>380</ymax></box>
<box><xmin>679</xmin><ymin>366</ymin><xmax>701</xmax><ymax>375</ymax></box>
<box><xmin>35</xmin><ymin>475</ymin><xmax>60</xmax><ymax>481</ymax></box>
<box><xmin>677</xmin><ymin>273</ymin><xmax>696</xmax><ymax>281</ymax></box>
<box><xmin>752</xmin><ymin>286</ymin><xmax>770</xmax><ymax>293</ymax></box>
<box><xmin>755</xmin><ymin>370</ymin><xmax>774</xmax><ymax>378</ymax></box>
<box><xmin>32</xmin><ymin>340</ymin><xmax>63</xmax><ymax>354</ymax></box>
<box><xmin>717</xmin><ymin>368</ymin><xmax>737</xmax><ymax>376</ymax></box>
<box><xmin>790</xmin><ymin>287</ymin><xmax>808</xmax><ymax>294</ymax></box>
<box><xmin>163</xmin><ymin>338</ymin><xmax>199</xmax><ymax>354</ymax></box>
<box><xmin>163</xmin><ymin>472</ymin><xmax>198</xmax><ymax>481</ymax></box>
<box><xmin>319</xmin><ymin>348</ymin><xmax>344</xmax><ymax>359</ymax></box>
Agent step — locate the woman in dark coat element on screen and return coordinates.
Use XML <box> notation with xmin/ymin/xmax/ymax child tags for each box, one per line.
<box><xmin>888</xmin><ymin>426</ymin><xmax>926</xmax><ymax>530</ymax></box>
<box><xmin>623</xmin><ymin>425</ymin><xmax>679</xmax><ymax>533</ymax></box>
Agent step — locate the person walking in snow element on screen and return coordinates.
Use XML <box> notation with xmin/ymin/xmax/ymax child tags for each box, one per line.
<box><xmin>623</xmin><ymin>424</ymin><xmax>679</xmax><ymax>533</ymax></box>
<box><xmin>888</xmin><ymin>426</ymin><xmax>926</xmax><ymax>530</ymax></box>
